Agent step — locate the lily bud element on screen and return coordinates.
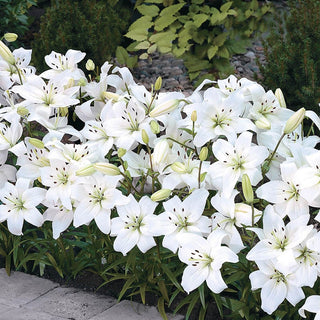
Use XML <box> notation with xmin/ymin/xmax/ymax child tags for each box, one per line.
<box><xmin>191</xmin><ymin>110</ymin><xmax>197</xmax><ymax>122</ymax></box>
<box><xmin>275</xmin><ymin>88</ymin><xmax>286</xmax><ymax>108</ymax></box>
<box><xmin>94</xmin><ymin>162</ymin><xmax>120</xmax><ymax>175</ymax></box>
<box><xmin>171</xmin><ymin>162</ymin><xmax>186</xmax><ymax>173</ymax></box>
<box><xmin>199</xmin><ymin>147</ymin><xmax>208</xmax><ymax>161</ymax></box>
<box><xmin>242</xmin><ymin>174</ymin><xmax>253</xmax><ymax>204</ymax></box>
<box><xmin>29</xmin><ymin>138</ymin><xmax>45</xmax><ymax>149</ymax></box>
<box><xmin>85</xmin><ymin>59</ymin><xmax>95</xmax><ymax>71</ymax></box>
<box><xmin>78</xmin><ymin>78</ymin><xmax>87</xmax><ymax>86</ymax></box>
<box><xmin>153</xmin><ymin>139</ymin><xmax>169</xmax><ymax>165</ymax></box>
<box><xmin>17</xmin><ymin>106</ymin><xmax>29</xmax><ymax>117</ymax></box>
<box><xmin>255</xmin><ymin>117</ymin><xmax>271</xmax><ymax>130</ymax></box>
<box><xmin>0</xmin><ymin>40</ymin><xmax>15</xmax><ymax>65</ymax></box>
<box><xmin>141</xmin><ymin>129</ymin><xmax>149</xmax><ymax>145</ymax></box>
<box><xmin>283</xmin><ymin>108</ymin><xmax>305</xmax><ymax>134</ymax></box>
<box><xmin>104</xmin><ymin>92</ymin><xmax>120</xmax><ymax>102</ymax></box>
<box><xmin>118</xmin><ymin>148</ymin><xmax>126</xmax><ymax>157</ymax></box>
<box><xmin>150</xmin><ymin>120</ymin><xmax>160</xmax><ymax>134</ymax></box>
<box><xmin>4</xmin><ymin>33</ymin><xmax>18</xmax><ymax>42</ymax></box>
<box><xmin>150</xmin><ymin>189</ymin><xmax>171</xmax><ymax>202</ymax></box>
<box><xmin>149</xmin><ymin>99</ymin><xmax>179</xmax><ymax>117</ymax></box>
<box><xmin>154</xmin><ymin>76</ymin><xmax>162</xmax><ymax>91</ymax></box>
<box><xmin>76</xmin><ymin>165</ymin><xmax>96</xmax><ymax>176</ymax></box>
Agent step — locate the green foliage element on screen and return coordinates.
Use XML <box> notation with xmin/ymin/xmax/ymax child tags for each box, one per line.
<box><xmin>0</xmin><ymin>0</ymin><xmax>37</xmax><ymax>42</ymax></box>
<box><xmin>32</xmin><ymin>0</ymin><xmax>132</xmax><ymax>72</ymax></box>
<box><xmin>121</xmin><ymin>0</ymin><xmax>273</xmax><ymax>84</ymax></box>
<box><xmin>260</xmin><ymin>0</ymin><xmax>320</xmax><ymax>113</ymax></box>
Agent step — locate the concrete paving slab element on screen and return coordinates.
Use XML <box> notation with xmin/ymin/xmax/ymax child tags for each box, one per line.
<box><xmin>1</xmin><ymin>308</ymin><xmax>68</xmax><ymax>320</ymax></box>
<box><xmin>0</xmin><ymin>269</ymin><xmax>59</xmax><ymax>307</ymax></box>
<box><xmin>89</xmin><ymin>300</ymin><xmax>184</xmax><ymax>320</ymax></box>
<box><xmin>25</xmin><ymin>286</ymin><xmax>117</xmax><ymax>320</ymax></box>
<box><xmin>0</xmin><ymin>302</ymin><xmax>16</xmax><ymax>314</ymax></box>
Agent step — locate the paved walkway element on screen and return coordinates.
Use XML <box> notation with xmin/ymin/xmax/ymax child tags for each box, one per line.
<box><xmin>0</xmin><ymin>269</ymin><xmax>184</xmax><ymax>320</ymax></box>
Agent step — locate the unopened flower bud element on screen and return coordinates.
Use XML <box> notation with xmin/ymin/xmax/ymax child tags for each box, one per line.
<box><xmin>171</xmin><ymin>162</ymin><xmax>186</xmax><ymax>173</ymax></box>
<box><xmin>149</xmin><ymin>99</ymin><xmax>179</xmax><ymax>117</ymax></box>
<box><xmin>4</xmin><ymin>33</ymin><xmax>18</xmax><ymax>42</ymax></box>
<box><xmin>17</xmin><ymin>106</ymin><xmax>29</xmax><ymax>116</ymax></box>
<box><xmin>141</xmin><ymin>129</ymin><xmax>149</xmax><ymax>144</ymax></box>
<box><xmin>150</xmin><ymin>120</ymin><xmax>160</xmax><ymax>134</ymax></box>
<box><xmin>94</xmin><ymin>162</ymin><xmax>120</xmax><ymax>175</ymax></box>
<box><xmin>199</xmin><ymin>147</ymin><xmax>208</xmax><ymax>161</ymax></box>
<box><xmin>242</xmin><ymin>174</ymin><xmax>253</xmax><ymax>204</ymax></box>
<box><xmin>255</xmin><ymin>117</ymin><xmax>271</xmax><ymax>130</ymax></box>
<box><xmin>275</xmin><ymin>88</ymin><xmax>286</xmax><ymax>108</ymax></box>
<box><xmin>0</xmin><ymin>40</ymin><xmax>15</xmax><ymax>65</ymax></box>
<box><xmin>150</xmin><ymin>189</ymin><xmax>171</xmax><ymax>202</ymax></box>
<box><xmin>29</xmin><ymin>138</ymin><xmax>45</xmax><ymax>149</ymax></box>
<box><xmin>118</xmin><ymin>148</ymin><xmax>126</xmax><ymax>157</ymax></box>
<box><xmin>283</xmin><ymin>108</ymin><xmax>305</xmax><ymax>134</ymax></box>
<box><xmin>191</xmin><ymin>110</ymin><xmax>197</xmax><ymax>122</ymax></box>
<box><xmin>104</xmin><ymin>92</ymin><xmax>120</xmax><ymax>102</ymax></box>
<box><xmin>85</xmin><ymin>59</ymin><xmax>95</xmax><ymax>71</ymax></box>
<box><xmin>153</xmin><ymin>139</ymin><xmax>169</xmax><ymax>165</ymax></box>
<box><xmin>78</xmin><ymin>78</ymin><xmax>87</xmax><ymax>86</ymax></box>
<box><xmin>76</xmin><ymin>165</ymin><xmax>96</xmax><ymax>176</ymax></box>
<box><xmin>154</xmin><ymin>76</ymin><xmax>162</xmax><ymax>91</ymax></box>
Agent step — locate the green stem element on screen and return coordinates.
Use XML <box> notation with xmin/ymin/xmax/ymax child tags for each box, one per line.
<box><xmin>14</xmin><ymin>64</ymin><xmax>23</xmax><ymax>85</ymax></box>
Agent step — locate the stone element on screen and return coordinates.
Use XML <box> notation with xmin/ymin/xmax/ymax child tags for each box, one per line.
<box><xmin>0</xmin><ymin>308</ymin><xmax>67</xmax><ymax>320</ymax></box>
<box><xmin>0</xmin><ymin>269</ymin><xmax>59</xmax><ymax>307</ymax></box>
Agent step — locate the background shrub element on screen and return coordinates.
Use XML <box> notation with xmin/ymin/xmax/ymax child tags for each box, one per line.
<box><xmin>260</xmin><ymin>0</ymin><xmax>320</xmax><ymax>113</ymax></box>
<box><xmin>32</xmin><ymin>0</ymin><xmax>132</xmax><ymax>72</ymax></box>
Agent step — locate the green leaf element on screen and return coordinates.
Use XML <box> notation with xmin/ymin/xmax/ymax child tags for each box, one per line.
<box><xmin>125</xmin><ymin>29</ymin><xmax>149</xmax><ymax>41</ymax></box>
<box><xmin>116</xmin><ymin>46</ymin><xmax>129</xmax><ymax>65</ymax></box>
<box><xmin>137</xmin><ymin>4</ymin><xmax>160</xmax><ymax>17</ymax></box>
<box><xmin>221</xmin><ymin>1</ymin><xmax>233</xmax><ymax>13</ymax></box>
<box><xmin>128</xmin><ymin>16</ymin><xmax>153</xmax><ymax>32</ymax></box>
<box><xmin>207</xmin><ymin>45</ymin><xmax>218</xmax><ymax>60</ymax></box>
<box><xmin>139</xmin><ymin>53</ymin><xmax>149</xmax><ymax>59</ymax></box>
<box><xmin>139</xmin><ymin>283</ymin><xmax>146</xmax><ymax>305</ymax></box>
<box><xmin>157</xmin><ymin>297</ymin><xmax>168</xmax><ymax>320</ymax></box>
<box><xmin>186</xmin><ymin>292</ymin><xmax>200</xmax><ymax>320</ymax></box>
<box><xmin>218</xmin><ymin>46</ymin><xmax>230</xmax><ymax>59</ymax></box>
<box><xmin>160</xmin><ymin>3</ymin><xmax>184</xmax><ymax>17</ymax></box>
<box><xmin>154</xmin><ymin>15</ymin><xmax>178</xmax><ymax>31</ymax></box>
<box><xmin>135</xmin><ymin>41</ymin><xmax>151</xmax><ymax>50</ymax></box>
<box><xmin>147</xmin><ymin>44</ymin><xmax>157</xmax><ymax>54</ymax></box>
<box><xmin>172</xmin><ymin>46</ymin><xmax>186</xmax><ymax>57</ymax></box>
<box><xmin>160</xmin><ymin>264</ymin><xmax>183</xmax><ymax>291</ymax></box>
<box><xmin>193</xmin><ymin>14</ymin><xmax>208</xmax><ymax>28</ymax></box>
<box><xmin>198</xmin><ymin>284</ymin><xmax>206</xmax><ymax>309</ymax></box>
<box><xmin>210</xmin><ymin>7</ymin><xmax>221</xmax><ymax>25</ymax></box>
<box><xmin>118</xmin><ymin>277</ymin><xmax>136</xmax><ymax>301</ymax></box>
<box><xmin>213</xmin><ymin>33</ymin><xmax>228</xmax><ymax>47</ymax></box>
<box><xmin>158</xmin><ymin>280</ymin><xmax>169</xmax><ymax>303</ymax></box>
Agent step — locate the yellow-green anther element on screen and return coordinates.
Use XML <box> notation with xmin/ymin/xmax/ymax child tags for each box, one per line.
<box><xmin>150</xmin><ymin>189</ymin><xmax>171</xmax><ymax>202</ymax></box>
<box><xmin>154</xmin><ymin>76</ymin><xmax>162</xmax><ymax>91</ymax></box>
<box><xmin>191</xmin><ymin>110</ymin><xmax>197</xmax><ymax>122</ymax></box>
<box><xmin>275</xmin><ymin>88</ymin><xmax>286</xmax><ymax>108</ymax></box>
<box><xmin>150</xmin><ymin>120</ymin><xmax>160</xmax><ymax>134</ymax></box>
<box><xmin>4</xmin><ymin>33</ymin><xmax>18</xmax><ymax>42</ymax></box>
<box><xmin>283</xmin><ymin>108</ymin><xmax>306</xmax><ymax>134</ymax></box>
<box><xmin>85</xmin><ymin>59</ymin><xmax>95</xmax><ymax>71</ymax></box>
<box><xmin>0</xmin><ymin>40</ymin><xmax>15</xmax><ymax>65</ymax></box>
<box><xmin>29</xmin><ymin>138</ymin><xmax>45</xmax><ymax>149</ymax></box>
<box><xmin>141</xmin><ymin>129</ymin><xmax>149</xmax><ymax>145</ymax></box>
<box><xmin>94</xmin><ymin>162</ymin><xmax>120</xmax><ymax>175</ymax></box>
<box><xmin>242</xmin><ymin>174</ymin><xmax>254</xmax><ymax>204</ymax></box>
<box><xmin>199</xmin><ymin>147</ymin><xmax>208</xmax><ymax>161</ymax></box>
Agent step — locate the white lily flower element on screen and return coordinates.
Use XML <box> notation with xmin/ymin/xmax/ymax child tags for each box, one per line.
<box><xmin>153</xmin><ymin>189</ymin><xmax>210</xmax><ymax>253</ymax></box>
<box><xmin>0</xmin><ymin>178</ymin><xmax>45</xmax><ymax>235</ymax></box>
<box><xmin>111</xmin><ymin>194</ymin><xmax>158</xmax><ymax>255</ymax></box>
<box><xmin>250</xmin><ymin>259</ymin><xmax>304</xmax><ymax>315</ymax></box>
<box><xmin>178</xmin><ymin>230</ymin><xmax>238</xmax><ymax>294</ymax></box>
<box><xmin>299</xmin><ymin>295</ymin><xmax>320</xmax><ymax>319</ymax></box>
<box><xmin>0</xmin><ymin>119</ymin><xmax>23</xmax><ymax>150</ymax></box>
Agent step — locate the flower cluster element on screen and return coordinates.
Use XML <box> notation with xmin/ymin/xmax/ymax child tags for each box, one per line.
<box><xmin>0</xmin><ymin>38</ymin><xmax>320</xmax><ymax>317</ymax></box>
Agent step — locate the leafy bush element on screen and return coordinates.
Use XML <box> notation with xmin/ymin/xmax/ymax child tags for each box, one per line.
<box><xmin>120</xmin><ymin>0</ymin><xmax>273</xmax><ymax>85</ymax></box>
<box><xmin>32</xmin><ymin>0</ymin><xmax>132</xmax><ymax>72</ymax></box>
<box><xmin>0</xmin><ymin>0</ymin><xmax>37</xmax><ymax>44</ymax></box>
<box><xmin>260</xmin><ymin>0</ymin><xmax>320</xmax><ymax>113</ymax></box>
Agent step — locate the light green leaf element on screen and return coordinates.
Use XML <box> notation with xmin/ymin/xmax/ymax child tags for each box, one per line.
<box><xmin>157</xmin><ymin>297</ymin><xmax>168</xmax><ymax>320</ymax></box>
<box><xmin>192</xmin><ymin>0</ymin><xmax>204</xmax><ymax>4</ymax></box>
<box><xmin>193</xmin><ymin>14</ymin><xmax>208</xmax><ymax>28</ymax></box>
<box><xmin>218</xmin><ymin>46</ymin><xmax>230</xmax><ymax>59</ymax></box>
<box><xmin>172</xmin><ymin>46</ymin><xmax>186</xmax><ymax>57</ymax></box>
<box><xmin>128</xmin><ymin>16</ymin><xmax>153</xmax><ymax>32</ymax></box>
<box><xmin>125</xmin><ymin>29</ymin><xmax>149</xmax><ymax>41</ymax></box>
<box><xmin>139</xmin><ymin>53</ymin><xmax>149</xmax><ymax>59</ymax></box>
<box><xmin>137</xmin><ymin>4</ymin><xmax>160</xmax><ymax>17</ymax></box>
<box><xmin>142</xmin><ymin>0</ymin><xmax>162</xmax><ymax>3</ymax></box>
<box><xmin>213</xmin><ymin>33</ymin><xmax>227</xmax><ymax>47</ymax></box>
<box><xmin>160</xmin><ymin>3</ymin><xmax>184</xmax><ymax>17</ymax></box>
<box><xmin>207</xmin><ymin>45</ymin><xmax>218</xmax><ymax>60</ymax></box>
<box><xmin>116</xmin><ymin>46</ymin><xmax>129</xmax><ymax>65</ymax></box>
<box><xmin>154</xmin><ymin>15</ymin><xmax>178</xmax><ymax>31</ymax></box>
<box><xmin>210</xmin><ymin>8</ymin><xmax>221</xmax><ymax>25</ymax></box>
<box><xmin>147</xmin><ymin>43</ymin><xmax>157</xmax><ymax>54</ymax></box>
<box><xmin>220</xmin><ymin>1</ymin><xmax>233</xmax><ymax>12</ymax></box>
<box><xmin>134</xmin><ymin>40</ymin><xmax>151</xmax><ymax>50</ymax></box>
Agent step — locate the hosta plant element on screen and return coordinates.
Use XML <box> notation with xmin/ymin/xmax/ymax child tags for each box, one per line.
<box><xmin>0</xmin><ymin>36</ymin><xmax>320</xmax><ymax>320</ymax></box>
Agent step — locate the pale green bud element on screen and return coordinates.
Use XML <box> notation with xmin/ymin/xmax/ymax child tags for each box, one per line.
<box><xmin>150</xmin><ymin>120</ymin><xmax>160</xmax><ymax>134</ymax></box>
<box><xmin>104</xmin><ymin>92</ymin><xmax>120</xmax><ymax>102</ymax></box>
<box><xmin>150</xmin><ymin>189</ymin><xmax>171</xmax><ymax>202</ymax></box>
<box><xmin>0</xmin><ymin>40</ymin><xmax>15</xmax><ymax>65</ymax></box>
<box><xmin>149</xmin><ymin>99</ymin><xmax>179</xmax><ymax>118</ymax></box>
<box><xmin>275</xmin><ymin>88</ymin><xmax>286</xmax><ymax>108</ymax></box>
<box><xmin>242</xmin><ymin>174</ymin><xmax>254</xmax><ymax>204</ymax></box>
<box><xmin>152</xmin><ymin>139</ymin><xmax>169</xmax><ymax>165</ymax></box>
<box><xmin>76</xmin><ymin>165</ymin><xmax>96</xmax><ymax>176</ymax></box>
<box><xmin>118</xmin><ymin>148</ymin><xmax>126</xmax><ymax>158</ymax></box>
<box><xmin>4</xmin><ymin>33</ymin><xmax>18</xmax><ymax>42</ymax></box>
<box><xmin>199</xmin><ymin>147</ymin><xmax>208</xmax><ymax>161</ymax></box>
<box><xmin>28</xmin><ymin>138</ymin><xmax>45</xmax><ymax>149</ymax></box>
<box><xmin>17</xmin><ymin>106</ymin><xmax>29</xmax><ymax>116</ymax></box>
<box><xmin>78</xmin><ymin>78</ymin><xmax>87</xmax><ymax>86</ymax></box>
<box><xmin>94</xmin><ymin>162</ymin><xmax>120</xmax><ymax>175</ymax></box>
<box><xmin>283</xmin><ymin>108</ymin><xmax>305</xmax><ymax>134</ymax></box>
<box><xmin>141</xmin><ymin>129</ymin><xmax>149</xmax><ymax>145</ymax></box>
<box><xmin>255</xmin><ymin>117</ymin><xmax>271</xmax><ymax>130</ymax></box>
<box><xmin>171</xmin><ymin>162</ymin><xmax>186</xmax><ymax>173</ymax></box>
<box><xmin>154</xmin><ymin>76</ymin><xmax>162</xmax><ymax>91</ymax></box>
<box><xmin>85</xmin><ymin>59</ymin><xmax>95</xmax><ymax>71</ymax></box>
<box><xmin>191</xmin><ymin>110</ymin><xmax>197</xmax><ymax>122</ymax></box>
